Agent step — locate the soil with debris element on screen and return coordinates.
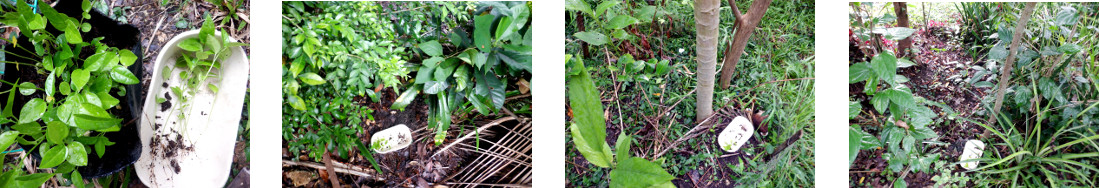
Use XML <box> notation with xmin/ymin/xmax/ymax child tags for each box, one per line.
<box><xmin>850</xmin><ymin>25</ymin><xmax>997</xmax><ymax>187</ymax></box>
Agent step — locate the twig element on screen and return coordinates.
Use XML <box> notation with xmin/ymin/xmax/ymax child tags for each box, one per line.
<box><xmin>282</xmin><ymin>159</ymin><xmax>382</xmax><ymax>180</ymax></box>
<box><xmin>654</xmin><ymin>109</ymin><xmax>724</xmax><ymax>159</ymax></box>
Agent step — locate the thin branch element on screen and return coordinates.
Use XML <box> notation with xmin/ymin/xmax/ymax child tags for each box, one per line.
<box><xmin>282</xmin><ymin>159</ymin><xmax>382</xmax><ymax>181</ymax></box>
<box><xmin>432</xmin><ymin>116</ymin><xmax>519</xmax><ymax>159</ymax></box>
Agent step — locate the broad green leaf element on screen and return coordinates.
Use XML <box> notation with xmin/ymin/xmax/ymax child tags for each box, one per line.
<box><xmin>298</xmin><ymin>72</ymin><xmax>326</xmax><ymax>85</ymax></box>
<box><xmin>495</xmin><ymin>16</ymin><xmax>514</xmax><ymax>42</ymax></box>
<box><xmin>850</xmin><ymin>127</ymin><xmax>862</xmax><ymax>166</ymax></box>
<box><xmin>1059</xmin><ymin>43</ymin><xmax>1081</xmax><ymax>54</ymax></box>
<box><xmin>290</xmin><ymin>57</ymin><xmax>306</xmax><ymax>77</ymax></box>
<box><xmin>594</xmin><ymin>1</ymin><xmax>621</xmax><ymax>17</ymax></box>
<box><xmin>615</xmin><ymin>132</ymin><xmax>632</xmax><ymax>163</ymax></box>
<box><xmin>13</xmin><ymin>173</ymin><xmax>52</xmax><ymax>188</ymax></box>
<box><xmin>609</xmin><ymin>157</ymin><xmax>675</xmax><ymax>188</ymax></box>
<box><xmin>64</xmin><ymin>23</ymin><xmax>82</xmax><ymax>44</ymax></box>
<box><xmin>390</xmin><ymin>87</ymin><xmax>420</xmax><ymax>111</ymax></box>
<box><xmin>896</xmin><ymin>58</ymin><xmax>915</xmax><ymax>68</ymax></box>
<box><xmin>565</xmin><ymin>0</ymin><xmax>593</xmax><ymax>16</ymax></box>
<box><xmin>423</xmin><ymin>81</ymin><xmax>449</xmax><ymax>94</ymax></box>
<box><xmin>46</xmin><ymin>121</ymin><xmax>68</xmax><ymax>145</ymax></box>
<box><xmin>67</xmin><ymin>142</ymin><xmax>88</xmax><ymax>166</ymax></box>
<box><xmin>474</xmin><ymin>15</ymin><xmax>494</xmax><ymax>51</ymax></box>
<box><xmin>0</xmin><ymin>131</ymin><xmax>19</xmax><ymax>155</ymax></box>
<box><xmin>74</xmin><ymin>103</ymin><xmax>120</xmax><ymax>130</ymax></box>
<box><xmin>17</xmin><ymin>82</ymin><xmax>35</xmax><ymax>96</ymax></box>
<box><xmin>870</xmin><ymin>52</ymin><xmax>897</xmax><ymax>85</ymax></box>
<box><xmin>178</xmin><ymin>38</ymin><xmax>203</xmax><ymax>52</ymax></box>
<box><xmin>44</xmin><ymin>72</ymin><xmax>55</xmax><ymax>99</ymax></box>
<box><xmin>849</xmin><ymin>101</ymin><xmax>862</xmax><ymax>119</ymax></box>
<box><xmin>71</xmin><ymin>69</ymin><xmax>90</xmax><ymax>92</ymax></box>
<box><xmin>418</xmin><ymin>40</ymin><xmax>444</xmax><ymax>57</ymax></box>
<box><xmin>635</xmin><ymin>6</ymin><xmax>657</xmax><ymax>22</ymax></box>
<box><xmin>567</xmin><ymin>59</ymin><xmax>612</xmax><ymax>168</ymax></box>
<box><xmin>39</xmin><ymin>145</ymin><xmax>68</xmax><ymax>168</ymax></box>
<box><xmin>573</xmin><ymin>31</ymin><xmax>607</xmax><ymax>46</ymax></box>
<box><xmin>288</xmin><ymin>94</ymin><xmax>306</xmax><ymax>111</ymax></box>
<box><xmin>989</xmin><ymin>44</ymin><xmax>1007</xmax><ymax>60</ymax></box>
<box><xmin>72</xmin><ymin>171</ymin><xmax>85</xmax><ymax>188</ymax></box>
<box><xmin>414</xmin><ymin>66</ymin><xmax>435</xmax><ymax>84</ymax></box>
<box><xmin>894</xmin><ymin>178</ymin><xmax>907</xmax><ymax>188</ymax></box>
<box><xmin>605</xmin><ymin>15</ymin><xmax>638</xmax><ymax>30</ymax></box>
<box><xmin>118</xmin><ymin>49</ymin><xmax>137</xmax><ymax>66</ymax></box>
<box><xmin>1055</xmin><ymin>6</ymin><xmax>1078</xmax><ymax>26</ymax></box>
<box><xmin>109</xmin><ymin>66</ymin><xmax>140</xmax><ymax>85</ymax></box>
<box><xmin>18</xmin><ymin>98</ymin><xmax>46</xmax><ymax>124</ymax></box>
<box><xmin>849</xmin><ymin>62</ymin><xmax>872</xmax><ymax>83</ymax></box>
<box><xmin>882</xmin><ymin>27</ymin><xmax>917</xmax><ymax>40</ymax></box>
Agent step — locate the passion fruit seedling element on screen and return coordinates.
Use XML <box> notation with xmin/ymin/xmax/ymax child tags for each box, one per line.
<box><xmin>0</xmin><ymin>0</ymin><xmax>139</xmax><ymax>187</ymax></box>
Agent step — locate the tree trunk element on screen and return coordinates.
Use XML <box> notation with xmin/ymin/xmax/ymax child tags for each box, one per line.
<box><xmin>987</xmin><ymin>2</ymin><xmax>1036</xmax><ymax>136</ymax></box>
<box><xmin>694</xmin><ymin>0</ymin><xmax>720</xmax><ymax>122</ymax></box>
<box><xmin>717</xmin><ymin>0</ymin><xmax>772</xmax><ymax>89</ymax></box>
<box><xmin>894</xmin><ymin>2</ymin><xmax>912</xmax><ymax>58</ymax></box>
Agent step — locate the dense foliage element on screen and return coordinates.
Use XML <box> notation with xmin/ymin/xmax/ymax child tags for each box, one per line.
<box><xmin>0</xmin><ymin>0</ymin><xmax>140</xmax><ymax>187</ymax></box>
<box><xmin>281</xmin><ymin>1</ymin><xmax>533</xmax><ymax>176</ymax></box>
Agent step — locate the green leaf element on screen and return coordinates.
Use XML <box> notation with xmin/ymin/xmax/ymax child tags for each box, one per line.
<box><xmin>474</xmin><ymin>14</ymin><xmax>494</xmax><ymax>51</ymax></box>
<box><xmin>288</xmin><ymin>94</ymin><xmax>306</xmax><ymax>111</ymax></box>
<box><xmin>567</xmin><ymin>60</ymin><xmax>612</xmax><ymax>168</ymax></box>
<box><xmin>71</xmin><ymin>69</ymin><xmax>90</xmax><ymax>92</ymax></box>
<box><xmin>298</xmin><ymin>72</ymin><xmax>326</xmax><ymax>85</ymax></box>
<box><xmin>17</xmin><ymin>82</ymin><xmax>35</xmax><ymax>96</ymax></box>
<box><xmin>46</xmin><ymin>121</ymin><xmax>68</xmax><ymax>145</ymax></box>
<box><xmin>894</xmin><ymin>178</ymin><xmax>907</xmax><ymax>188</ymax></box>
<box><xmin>18</xmin><ymin>98</ymin><xmax>46</xmax><ymax>124</ymax></box>
<box><xmin>565</xmin><ymin>0</ymin><xmax>593</xmax><ymax>16</ymax></box>
<box><xmin>849</xmin><ymin>62</ymin><xmax>872</xmax><ymax>83</ymax></box>
<box><xmin>290</xmin><ymin>57</ymin><xmax>306</xmax><ymax>77</ymax></box>
<box><xmin>13</xmin><ymin>173</ymin><xmax>52</xmax><ymax>188</ymax></box>
<box><xmin>989</xmin><ymin>44</ymin><xmax>1008</xmax><ymax>60</ymax></box>
<box><xmin>881</xmin><ymin>27</ymin><xmax>917</xmax><ymax>40</ymax></box>
<box><xmin>83</xmin><ymin>52</ymin><xmax>108</xmax><ymax>72</ymax></box>
<box><xmin>44</xmin><ymin>72</ymin><xmax>55</xmax><ymax>98</ymax></box>
<box><xmin>179</xmin><ymin>38</ymin><xmax>203</xmax><ymax>52</ymax></box>
<box><xmin>850</xmin><ymin>127</ymin><xmax>863</xmax><ymax>166</ymax></box>
<box><xmin>64</xmin><ymin>22</ymin><xmax>82</xmax><ymax>44</ymax></box>
<box><xmin>609</xmin><ymin>157</ymin><xmax>675</xmax><ymax>188</ymax></box>
<box><xmin>1055</xmin><ymin>6</ymin><xmax>1078</xmax><ymax>26</ymax></box>
<box><xmin>1059</xmin><ymin>43</ymin><xmax>1081</xmax><ymax>54</ymax></box>
<box><xmin>73</xmin><ymin>103</ymin><xmax>120</xmax><ymax>130</ymax></box>
<box><xmin>0</xmin><ymin>131</ymin><xmax>19</xmax><ymax>155</ymax></box>
<box><xmin>118</xmin><ymin>49</ymin><xmax>137</xmax><ymax>66</ymax></box>
<box><xmin>423</xmin><ymin>81</ymin><xmax>449</xmax><ymax>94</ymax></box>
<box><xmin>39</xmin><ymin>145</ymin><xmax>68</xmax><ymax>168</ymax></box>
<box><xmin>109</xmin><ymin>66</ymin><xmax>140</xmax><ymax>85</ymax></box>
<box><xmin>72</xmin><ymin>171</ymin><xmax>85</xmax><ymax>188</ymax></box>
<box><xmin>605</xmin><ymin>15</ymin><xmax>638</xmax><ymax>30</ymax></box>
<box><xmin>615</xmin><ymin>132</ymin><xmax>632</xmax><ymax>163</ymax></box>
<box><xmin>594</xmin><ymin>1</ymin><xmax>620</xmax><ymax>17</ymax></box>
<box><xmin>870</xmin><ymin>52</ymin><xmax>897</xmax><ymax>85</ymax></box>
<box><xmin>67</xmin><ymin>142</ymin><xmax>88</xmax><ymax>166</ymax></box>
<box><xmin>896</xmin><ymin>58</ymin><xmax>915</xmax><ymax>68</ymax></box>
<box><xmin>494</xmin><ymin>16</ymin><xmax>514</xmax><ymax>41</ymax></box>
<box><xmin>573</xmin><ymin>31</ymin><xmax>607</xmax><ymax>46</ymax></box>
<box><xmin>390</xmin><ymin>87</ymin><xmax>420</xmax><ymax>111</ymax></box>
<box><xmin>849</xmin><ymin>101</ymin><xmax>862</xmax><ymax>119</ymax></box>
<box><xmin>418</xmin><ymin>40</ymin><xmax>444</xmax><ymax>57</ymax></box>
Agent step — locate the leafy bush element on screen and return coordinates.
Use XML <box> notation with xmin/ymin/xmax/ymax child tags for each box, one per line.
<box><xmin>0</xmin><ymin>0</ymin><xmax>140</xmax><ymax>186</ymax></box>
<box><xmin>409</xmin><ymin>1</ymin><xmax>531</xmax><ymax>145</ymax></box>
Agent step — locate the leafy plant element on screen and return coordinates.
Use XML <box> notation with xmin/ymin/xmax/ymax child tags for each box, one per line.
<box><xmin>0</xmin><ymin>0</ymin><xmax>140</xmax><ymax>187</ymax></box>
<box><xmin>567</xmin><ymin>55</ymin><xmax>674</xmax><ymax>187</ymax></box>
<box><xmin>163</xmin><ymin>15</ymin><xmax>247</xmax><ymax>124</ymax></box>
<box><xmin>409</xmin><ymin>1</ymin><xmax>532</xmax><ymax>145</ymax></box>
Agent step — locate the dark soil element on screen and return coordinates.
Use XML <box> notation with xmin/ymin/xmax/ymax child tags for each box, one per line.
<box><xmin>850</xmin><ymin>25</ymin><xmax>996</xmax><ymax>187</ymax></box>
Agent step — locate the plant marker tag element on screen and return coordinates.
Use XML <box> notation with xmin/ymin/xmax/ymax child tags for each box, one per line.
<box><xmin>718</xmin><ymin>116</ymin><xmax>754</xmax><ymax>153</ymax></box>
<box><xmin>371</xmin><ymin>124</ymin><xmax>413</xmax><ymax>154</ymax></box>
<box><xmin>960</xmin><ymin>139</ymin><xmax>985</xmax><ymax>170</ymax></box>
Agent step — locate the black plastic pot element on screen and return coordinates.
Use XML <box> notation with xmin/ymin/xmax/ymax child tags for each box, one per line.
<box><xmin>1</xmin><ymin>0</ymin><xmax>143</xmax><ymax>178</ymax></box>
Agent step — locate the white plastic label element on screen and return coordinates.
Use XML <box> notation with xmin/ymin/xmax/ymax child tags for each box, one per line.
<box><xmin>718</xmin><ymin>116</ymin><xmax>754</xmax><ymax>153</ymax></box>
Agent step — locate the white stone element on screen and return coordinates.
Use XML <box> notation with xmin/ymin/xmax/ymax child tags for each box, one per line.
<box><xmin>960</xmin><ymin>139</ymin><xmax>985</xmax><ymax>170</ymax></box>
<box><xmin>371</xmin><ymin>124</ymin><xmax>413</xmax><ymax>154</ymax></box>
<box><xmin>718</xmin><ymin>116</ymin><xmax>754</xmax><ymax>153</ymax></box>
